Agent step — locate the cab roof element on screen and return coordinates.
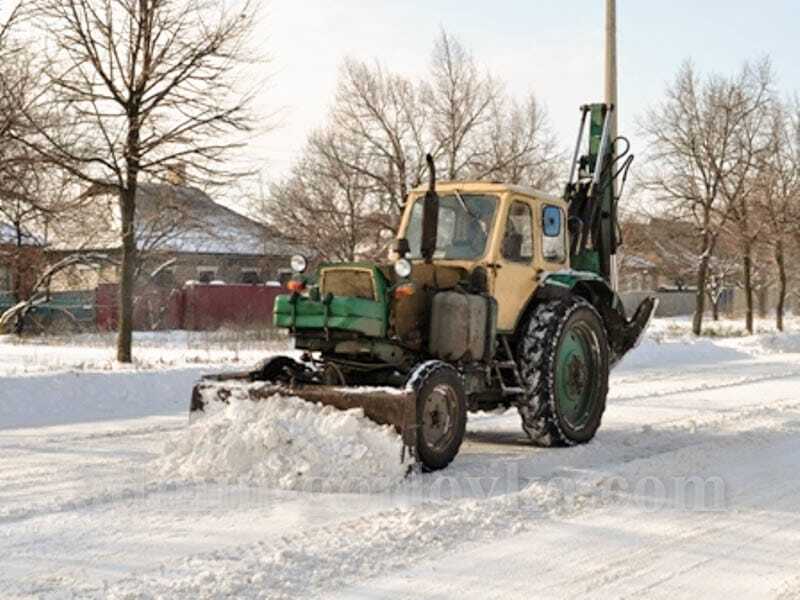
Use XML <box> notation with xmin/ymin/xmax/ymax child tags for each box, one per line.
<box><xmin>409</xmin><ymin>180</ymin><xmax>562</xmax><ymax>203</ymax></box>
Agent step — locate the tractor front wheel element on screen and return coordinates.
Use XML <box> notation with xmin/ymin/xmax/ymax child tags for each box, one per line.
<box><xmin>407</xmin><ymin>361</ymin><xmax>467</xmax><ymax>471</ymax></box>
<box><xmin>516</xmin><ymin>297</ymin><xmax>609</xmax><ymax>446</ymax></box>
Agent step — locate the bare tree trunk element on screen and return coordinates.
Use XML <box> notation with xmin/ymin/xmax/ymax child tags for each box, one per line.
<box><xmin>775</xmin><ymin>239</ymin><xmax>786</xmax><ymax>332</ymax></box>
<box><xmin>13</xmin><ymin>224</ymin><xmax>23</xmax><ymax>303</ymax></box>
<box><xmin>693</xmin><ymin>252</ymin><xmax>710</xmax><ymax>335</ymax></box>
<box><xmin>117</xmin><ymin>117</ymin><xmax>140</xmax><ymax>363</ymax></box>
<box><xmin>13</xmin><ymin>0</ymin><xmax>258</xmax><ymax>361</ymax></box>
<box><xmin>742</xmin><ymin>245</ymin><xmax>754</xmax><ymax>334</ymax></box>
<box><xmin>117</xmin><ymin>188</ymin><xmax>137</xmax><ymax>363</ymax></box>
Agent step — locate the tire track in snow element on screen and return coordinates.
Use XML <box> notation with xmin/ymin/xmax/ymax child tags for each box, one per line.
<box><xmin>5</xmin><ymin>390</ymin><xmax>800</xmax><ymax>527</ymax></box>
<box><xmin>611</xmin><ymin>366</ymin><xmax>800</xmax><ymax>403</ymax></box>
<box><xmin>0</xmin><ymin>420</ymin><xmax>189</xmax><ymax>523</ymax></box>
<box><xmin>1</xmin><ymin>422</ymin><xmax>182</xmax><ymax>448</ymax></box>
<box><xmin>90</xmin><ymin>402</ymin><xmax>800</xmax><ymax>599</ymax></box>
<box><xmin>620</xmin><ymin>510</ymin><xmax>800</xmax><ymax>599</ymax></box>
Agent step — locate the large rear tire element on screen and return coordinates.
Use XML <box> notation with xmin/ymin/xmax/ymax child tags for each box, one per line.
<box><xmin>516</xmin><ymin>297</ymin><xmax>609</xmax><ymax>446</ymax></box>
<box><xmin>407</xmin><ymin>361</ymin><xmax>467</xmax><ymax>471</ymax></box>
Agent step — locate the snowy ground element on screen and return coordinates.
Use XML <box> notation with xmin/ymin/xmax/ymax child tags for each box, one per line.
<box><xmin>2</xmin><ymin>319</ymin><xmax>800</xmax><ymax>599</ymax></box>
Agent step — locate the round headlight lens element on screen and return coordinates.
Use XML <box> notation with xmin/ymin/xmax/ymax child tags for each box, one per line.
<box><xmin>290</xmin><ymin>255</ymin><xmax>307</xmax><ymax>273</ymax></box>
<box><xmin>393</xmin><ymin>258</ymin><xmax>412</xmax><ymax>279</ymax></box>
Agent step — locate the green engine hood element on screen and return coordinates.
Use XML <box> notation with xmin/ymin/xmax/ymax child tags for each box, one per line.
<box><xmin>273</xmin><ymin>263</ymin><xmax>390</xmax><ymax>338</ymax></box>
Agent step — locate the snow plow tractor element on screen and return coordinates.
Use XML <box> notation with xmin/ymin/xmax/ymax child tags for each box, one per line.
<box><xmin>191</xmin><ymin>103</ymin><xmax>657</xmax><ymax>471</ymax></box>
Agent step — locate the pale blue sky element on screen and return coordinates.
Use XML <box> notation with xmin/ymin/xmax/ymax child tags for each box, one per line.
<box><xmin>259</xmin><ymin>0</ymin><xmax>799</xmax><ymax>180</ymax></box>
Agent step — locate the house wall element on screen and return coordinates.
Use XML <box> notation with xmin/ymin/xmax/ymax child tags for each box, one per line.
<box><xmin>49</xmin><ymin>261</ymin><xmax>119</xmax><ymax>292</ymax></box>
<box><xmin>622</xmin><ymin>290</ymin><xmax>697</xmax><ymax>318</ymax></box>
<box><xmin>728</xmin><ymin>286</ymin><xmax>793</xmax><ymax>318</ymax></box>
<box><xmin>622</xmin><ymin>286</ymin><xmax>794</xmax><ymax>320</ymax></box>
<box><xmin>46</xmin><ymin>250</ymin><xmax>293</xmax><ymax>291</ymax></box>
<box><xmin>151</xmin><ymin>253</ymin><xmax>290</xmax><ymax>286</ymax></box>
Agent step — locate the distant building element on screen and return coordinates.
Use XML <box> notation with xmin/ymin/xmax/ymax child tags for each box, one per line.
<box><xmin>48</xmin><ymin>182</ymin><xmax>301</xmax><ymax>290</ymax></box>
<box><xmin>618</xmin><ymin>217</ymin><xmax>787</xmax><ymax>318</ymax></box>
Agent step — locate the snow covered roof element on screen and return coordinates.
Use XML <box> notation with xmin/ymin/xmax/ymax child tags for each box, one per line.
<box><xmin>50</xmin><ymin>183</ymin><xmax>301</xmax><ymax>256</ymax></box>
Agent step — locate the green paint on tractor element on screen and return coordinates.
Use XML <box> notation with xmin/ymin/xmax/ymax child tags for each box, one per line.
<box><xmin>273</xmin><ymin>264</ymin><xmax>390</xmax><ymax>338</ymax></box>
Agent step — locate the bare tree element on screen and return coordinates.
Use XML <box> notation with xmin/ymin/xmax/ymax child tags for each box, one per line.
<box><xmin>472</xmin><ymin>93</ymin><xmax>561</xmax><ymax>189</ymax></box>
<box><xmin>0</xmin><ymin>2</ymin><xmax>24</xmax><ymax>138</ymax></box>
<box><xmin>756</xmin><ymin>99</ymin><xmax>800</xmax><ymax>330</ymax></box>
<box><xmin>717</xmin><ymin>60</ymin><xmax>775</xmax><ymax>333</ymax></box>
<box><xmin>0</xmin><ymin>252</ymin><xmax>117</xmax><ymax>333</ymax></box>
<box><xmin>0</xmin><ymin>19</ymin><xmax>64</xmax><ymax>302</ymax></box>
<box><xmin>329</xmin><ymin>59</ymin><xmax>430</xmax><ymax>228</ymax></box>
<box><xmin>640</xmin><ymin>60</ymin><xmax>773</xmax><ymax>335</ymax></box>
<box><xmin>10</xmin><ymin>0</ymin><xmax>261</xmax><ymax>362</ymax></box>
<box><xmin>266</xmin><ymin>129</ymin><xmax>381</xmax><ymax>262</ymax></box>
<box><xmin>706</xmin><ymin>252</ymin><xmax>740</xmax><ymax>320</ymax></box>
<box><xmin>265</xmin><ymin>30</ymin><xmax>561</xmax><ymax>260</ymax></box>
<box><xmin>426</xmin><ymin>29</ymin><xmax>496</xmax><ymax>180</ymax></box>
<box><xmin>0</xmin><ymin>155</ymin><xmax>80</xmax><ymax>300</ymax></box>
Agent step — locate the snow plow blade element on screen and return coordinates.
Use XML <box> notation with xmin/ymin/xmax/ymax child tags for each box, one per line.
<box><xmin>190</xmin><ymin>376</ymin><xmax>419</xmax><ymax>463</ymax></box>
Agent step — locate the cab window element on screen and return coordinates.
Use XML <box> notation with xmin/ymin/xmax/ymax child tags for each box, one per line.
<box><xmin>405</xmin><ymin>194</ymin><xmax>498</xmax><ymax>260</ymax></box>
<box><xmin>502</xmin><ymin>201</ymin><xmax>533</xmax><ymax>263</ymax></box>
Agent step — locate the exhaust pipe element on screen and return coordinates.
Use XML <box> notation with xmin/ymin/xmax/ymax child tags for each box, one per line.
<box><xmin>420</xmin><ymin>153</ymin><xmax>439</xmax><ymax>263</ymax></box>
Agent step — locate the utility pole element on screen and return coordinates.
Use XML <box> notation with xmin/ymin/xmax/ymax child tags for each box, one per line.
<box><xmin>605</xmin><ymin>0</ymin><xmax>620</xmax><ymax>291</ymax></box>
<box><xmin>605</xmin><ymin>0</ymin><xmax>618</xmax><ymax>142</ymax></box>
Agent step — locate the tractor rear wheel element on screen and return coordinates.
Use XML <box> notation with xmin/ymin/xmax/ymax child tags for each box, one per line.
<box><xmin>407</xmin><ymin>361</ymin><xmax>467</xmax><ymax>471</ymax></box>
<box><xmin>516</xmin><ymin>297</ymin><xmax>609</xmax><ymax>446</ymax></box>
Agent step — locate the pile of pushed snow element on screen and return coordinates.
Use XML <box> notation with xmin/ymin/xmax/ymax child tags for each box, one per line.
<box><xmin>155</xmin><ymin>385</ymin><xmax>409</xmax><ymax>493</ymax></box>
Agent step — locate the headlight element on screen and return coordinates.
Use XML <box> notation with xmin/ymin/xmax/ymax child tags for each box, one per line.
<box><xmin>393</xmin><ymin>258</ymin><xmax>412</xmax><ymax>279</ymax></box>
<box><xmin>290</xmin><ymin>255</ymin><xmax>307</xmax><ymax>273</ymax></box>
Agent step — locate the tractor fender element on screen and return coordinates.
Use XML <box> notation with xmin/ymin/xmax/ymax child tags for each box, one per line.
<box><xmin>511</xmin><ymin>271</ymin><xmax>619</xmax><ymax>342</ymax></box>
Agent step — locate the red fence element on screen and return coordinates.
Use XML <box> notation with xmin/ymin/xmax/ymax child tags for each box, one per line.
<box><xmin>96</xmin><ymin>282</ymin><xmax>286</xmax><ymax>331</ymax></box>
<box><xmin>181</xmin><ymin>283</ymin><xmax>284</xmax><ymax>330</ymax></box>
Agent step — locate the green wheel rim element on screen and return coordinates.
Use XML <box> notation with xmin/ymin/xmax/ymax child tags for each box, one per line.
<box><xmin>555</xmin><ymin>322</ymin><xmax>599</xmax><ymax>429</ymax></box>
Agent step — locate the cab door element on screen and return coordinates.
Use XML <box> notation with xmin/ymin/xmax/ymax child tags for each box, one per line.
<box><xmin>491</xmin><ymin>198</ymin><xmax>538</xmax><ymax>332</ymax></box>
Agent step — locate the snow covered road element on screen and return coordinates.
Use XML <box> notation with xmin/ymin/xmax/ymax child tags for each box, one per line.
<box><xmin>2</xmin><ymin>324</ymin><xmax>800</xmax><ymax>598</ymax></box>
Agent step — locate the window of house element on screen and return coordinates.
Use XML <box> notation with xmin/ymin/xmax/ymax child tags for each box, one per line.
<box><xmin>240</xmin><ymin>268</ymin><xmax>260</xmax><ymax>284</ymax></box>
<box><xmin>502</xmin><ymin>202</ymin><xmax>533</xmax><ymax>263</ymax></box>
<box><xmin>196</xmin><ymin>266</ymin><xmax>218</xmax><ymax>284</ymax></box>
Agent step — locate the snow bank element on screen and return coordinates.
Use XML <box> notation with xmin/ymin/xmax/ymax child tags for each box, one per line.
<box><xmin>731</xmin><ymin>332</ymin><xmax>800</xmax><ymax>355</ymax></box>
<box><xmin>617</xmin><ymin>336</ymin><xmax>749</xmax><ymax>371</ymax></box>
<box><xmin>155</xmin><ymin>385</ymin><xmax>409</xmax><ymax>493</ymax></box>
<box><xmin>0</xmin><ymin>369</ymin><xmax>202</xmax><ymax>430</ymax></box>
